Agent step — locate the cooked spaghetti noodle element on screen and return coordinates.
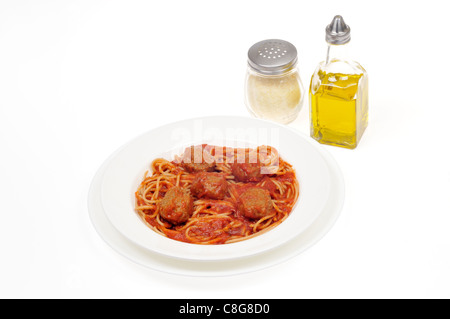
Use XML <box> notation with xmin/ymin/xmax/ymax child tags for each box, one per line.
<box><xmin>135</xmin><ymin>145</ymin><xmax>299</xmax><ymax>245</ymax></box>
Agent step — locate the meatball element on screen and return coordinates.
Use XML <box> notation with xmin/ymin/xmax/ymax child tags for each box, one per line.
<box><xmin>231</xmin><ymin>162</ymin><xmax>263</xmax><ymax>182</ymax></box>
<box><xmin>191</xmin><ymin>172</ymin><xmax>228</xmax><ymax>200</ymax></box>
<box><xmin>237</xmin><ymin>187</ymin><xmax>273</xmax><ymax>220</ymax></box>
<box><xmin>181</xmin><ymin>145</ymin><xmax>215</xmax><ymax>173</ymax></box>
<box><xmin>159</xmin><ymin>187</ymin><xmax>194</xmax><ymax>225</ymax></box>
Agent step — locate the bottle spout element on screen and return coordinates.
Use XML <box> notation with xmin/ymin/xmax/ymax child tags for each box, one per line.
<box><xmin>326</xmin><ymin>15</ymin><xmax>351</xmax><ymax>45</ymax></box>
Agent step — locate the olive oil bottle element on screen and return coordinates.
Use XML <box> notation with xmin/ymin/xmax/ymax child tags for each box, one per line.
<box><xmin>310</xmin><ymin>15</ymin><xmax>368</xmax><ymax>149</ymax></box>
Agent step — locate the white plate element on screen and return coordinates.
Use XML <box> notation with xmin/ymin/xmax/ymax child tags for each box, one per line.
<box><xmin>87</xmin><ymin>133</ymin><xmax>344</xmax><ymax>276</ymax></box>
<box><xmin>100</xmin><ymin>116</ymin><xmax>332</xmax><ymax>261</ymax></box>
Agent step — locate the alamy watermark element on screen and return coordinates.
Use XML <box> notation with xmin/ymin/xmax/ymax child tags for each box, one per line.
<box><xmin>168</xmin><ymin>119</ymin><xmax>281</xmax><ymax>169</ymax></box>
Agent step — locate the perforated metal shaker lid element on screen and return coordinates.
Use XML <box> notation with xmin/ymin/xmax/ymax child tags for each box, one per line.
<box><xmin>247</xmin><ymin>39</ymin><xmax>298</xmax><ymax>75</ymax></box>
<box><xmin>326</xmin><ymin>15</ymin><xmax>351</xmax><ymax>45</ymax></box>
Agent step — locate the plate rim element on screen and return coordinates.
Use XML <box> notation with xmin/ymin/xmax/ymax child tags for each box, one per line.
<box><xmin>98</xmin><ymin>115</ymin><xmax>334</xmax><ymax>261</ymax></box>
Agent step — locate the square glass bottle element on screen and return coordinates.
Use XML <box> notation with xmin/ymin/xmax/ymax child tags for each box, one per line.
<box><xmin>310</xmin><ymin>15</ymin><xmax>368</xmax><ymax>149</ymax></box>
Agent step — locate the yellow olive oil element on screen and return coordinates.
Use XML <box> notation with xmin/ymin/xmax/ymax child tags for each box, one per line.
<box><xmin>310</xmin><ymin>71</ymin><xmax>368</xmax><ymax>149</ymax></box>
<box><xmin>310</xmin><ymin>15</ymin><xmax>369</xmax><ymax>149</ymax></box>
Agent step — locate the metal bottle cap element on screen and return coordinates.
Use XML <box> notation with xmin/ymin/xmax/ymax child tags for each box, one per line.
<box><xmin>326</xmin><ymin>15</ymin><xmax>351</xmax><ymax>45</ymax></box>
<box><xmin>247</xmin><ymin>39</ymin><xmax>298</xmax><ymax>75</ymax></box>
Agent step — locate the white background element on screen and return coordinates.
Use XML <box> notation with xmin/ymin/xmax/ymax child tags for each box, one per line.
<box><xmin>1</xmin><ymin>0</ymin><xmax>449</xmax><ymax>299</ymax></box>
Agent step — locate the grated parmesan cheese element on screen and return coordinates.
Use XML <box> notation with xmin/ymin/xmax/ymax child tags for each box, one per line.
<box><xmin>245</xmin><ymin>70</ymin><xmax>304</xmax><ymax>124</ymax></box>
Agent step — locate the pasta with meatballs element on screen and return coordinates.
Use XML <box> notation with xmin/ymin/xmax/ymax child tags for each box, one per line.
<box><xmin>134</xmin><ymin>144</ymin><xmax>299</xmax><ymax>245</ymax></box>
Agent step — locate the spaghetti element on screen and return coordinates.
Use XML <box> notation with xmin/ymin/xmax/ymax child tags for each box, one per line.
<box><xmin>135</xmin><ymin>145</ymin><xmax>299</xmax><ymax>245</ymax></box>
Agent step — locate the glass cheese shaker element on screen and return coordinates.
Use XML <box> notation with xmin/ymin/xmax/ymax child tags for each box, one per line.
<box><xmin>310</xmin><ymin>15</ymin><xmax>369</xmax><ymax>149</ymax></box>
<box><xmin>245</xmin><ymin>39</ymin><xmax>305</xmax><ymax>124</ymax></box>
